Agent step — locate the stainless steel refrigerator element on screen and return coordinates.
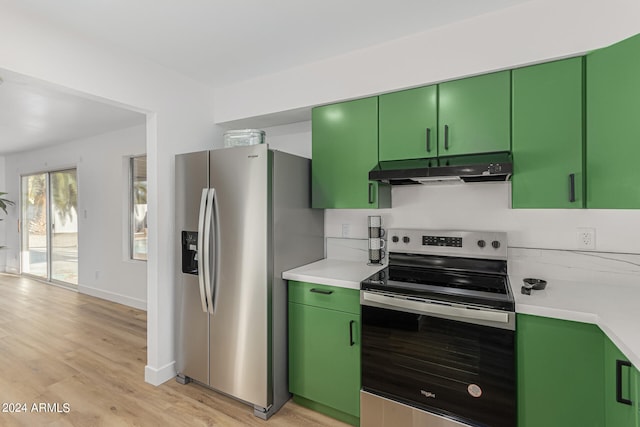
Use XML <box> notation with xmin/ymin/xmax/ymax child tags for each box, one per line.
<box><xmin>174</xmin><ymin>144</ymin><xmax>324</xmax><ymax>419</ymax></box>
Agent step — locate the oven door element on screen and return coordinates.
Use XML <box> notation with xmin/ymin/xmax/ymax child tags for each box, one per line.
<box><xmin>361</xmin><ymin>291</ymin><xmax>516</xmax><ymax>427</ymax></box>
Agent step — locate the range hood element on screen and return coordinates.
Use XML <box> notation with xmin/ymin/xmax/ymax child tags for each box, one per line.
<box><xmin>369</xmin><ymin>151</ymin><xmax>513</xmax><ymax>185</ymax></box>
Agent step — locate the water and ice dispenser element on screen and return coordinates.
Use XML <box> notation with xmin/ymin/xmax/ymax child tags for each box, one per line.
<box><xmin>181</xmin><ymin>231</ymin><xmax>198</xmax><ymax>275</ymax></box>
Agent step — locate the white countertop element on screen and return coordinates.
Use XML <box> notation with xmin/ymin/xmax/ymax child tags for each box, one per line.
<box><xmin>283</xmin><ymin>258</ymin><xmax>385</xmax><ymax>290</ymax></box>
<box><xmin>283</xmin><ymin>244</ymin><xmax>640</xmax><ymax>369</ymax></box>
<box><xmin>512</xmin><ymin>275</ymin><xmax>640</xmax><ymax>368</ymax></box>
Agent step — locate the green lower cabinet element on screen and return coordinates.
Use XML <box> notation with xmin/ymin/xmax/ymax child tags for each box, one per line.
<box><xmin>604</xmin><ymin>336</ymin><xmax>638</xmax><ymax>426</ymax></box>
<box><xmin>288</xmin><ymin>282</ymin><xmax>360</xmax><ymax>426</ymax></box>
<box><xmin>517</xmin><ymin>314</ymin><xmax>605</xmax><ymax>427</ymax></box>
<box><xmin>512</xmin><ymin>57</ymin><xmax>584</xmax><ymax>208</ymax></box>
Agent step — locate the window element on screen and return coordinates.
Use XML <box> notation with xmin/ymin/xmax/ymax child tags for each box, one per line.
<box><xmin>131</xmin><ymin>155</ymin><xmax>147</xmax><ymax>261</ymax></box>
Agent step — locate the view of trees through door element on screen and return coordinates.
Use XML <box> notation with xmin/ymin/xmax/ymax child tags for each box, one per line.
<box><xmin>21</xmin><ymin>169</ymin><xmax>78</xmax><ymax>285</ymax></box>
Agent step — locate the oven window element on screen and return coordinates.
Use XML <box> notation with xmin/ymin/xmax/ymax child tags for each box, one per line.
<box><xmin>361</xmin><ymin>305</ymin><xmax>516</xmax><ymax>427</ymax></box>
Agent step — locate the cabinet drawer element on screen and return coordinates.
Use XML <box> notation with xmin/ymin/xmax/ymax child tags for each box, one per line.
<box><xmin>288</xmin><ymin>281</ymin><xmax>360</xmax><ymax>314</ymax></box>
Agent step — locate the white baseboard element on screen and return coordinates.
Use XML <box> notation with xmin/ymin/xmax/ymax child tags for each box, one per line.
<box><xmin>4</xmin><ymin>266</ymin><xmax>18</xmax><ymax>274</ymax></box>
<box><xmin>145</xmin><ymin>361</ymin><xmax>176</xmax><ymax>386</ymax></box>
<box><xmin>78</xmin><ymin>284</ymin><xmax>147</xmax><ymax>311</ymax></box>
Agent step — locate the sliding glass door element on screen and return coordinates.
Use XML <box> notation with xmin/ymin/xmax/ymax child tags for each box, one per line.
<box><xmin>50</xmin><ymin>169</ymin><xmax>79</xmax><ymax>284</ymax></box>
<box><xmin>21</xmin><ymin>173</ymin><xmax>48</xmax><ymax>279</ymax></box>
<box><xmin>21</xmin><ymin>169</ymin><xmax>78</xmax><ymax>285</ymax></box>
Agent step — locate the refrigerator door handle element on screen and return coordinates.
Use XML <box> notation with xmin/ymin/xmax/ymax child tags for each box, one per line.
<box><xmin>196</xmin><ymin>188</ymin><xmax>209</xmax><ymax>313</ymax></box>
<box><xmin>203</xmin><ymin>188</ymin><xmax>216</xmax><ymax>314</ymax></box>
<box><xmin>209</xmin><ymin>188</ymin><xmax>221</xmax><ymax>314</ymax></box>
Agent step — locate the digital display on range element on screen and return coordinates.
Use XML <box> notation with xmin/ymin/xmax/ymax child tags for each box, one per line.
<box><xmin>422</xmin><ymin>235</ymin><xmax>463</xmax><ymax>247</ymax></box>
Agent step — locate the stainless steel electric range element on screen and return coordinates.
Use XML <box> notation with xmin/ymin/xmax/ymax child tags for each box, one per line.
<box><xmin>360</xmin><ymin>229</ymin><xmax>515</xmax><ymax>427</ymax></box>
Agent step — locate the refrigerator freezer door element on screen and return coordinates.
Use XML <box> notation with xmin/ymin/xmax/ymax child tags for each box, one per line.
<box><xmin>208</xmin><ymin>144</ymin><xmax>270</xmax><ymax>409</ymax></box>
<box><xmin>175</xmin><ymin>151</ymin><xmax>210</xmax><ymax>385</ymax></box>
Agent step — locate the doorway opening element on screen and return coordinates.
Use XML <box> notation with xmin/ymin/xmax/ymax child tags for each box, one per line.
<box><xmin>21</xmin><ymin>169</ymin><xmax>79</xmax><ymax>286</ymax></box>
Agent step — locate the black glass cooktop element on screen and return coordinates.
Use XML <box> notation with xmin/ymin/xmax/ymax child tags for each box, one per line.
<box><xmin>361</xmin><ymin>254</ymin><xmax>514</xmax><ymax>311</ymax></box>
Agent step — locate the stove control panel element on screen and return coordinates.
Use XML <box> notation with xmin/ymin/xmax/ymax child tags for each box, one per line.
<box><xmin>388</xmin><ymin>229</ymin><xmax>508</xmax><ymax>260</ymax></box>
<box><xmin>423</xmin><ymin>235</ymin><xmax>463</xmax><ymax>247</ymax></box>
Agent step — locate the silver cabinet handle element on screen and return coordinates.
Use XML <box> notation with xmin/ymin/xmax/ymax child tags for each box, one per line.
<box><xmin>197</xmin><ymin>189</ymin><xmax>209</xmax><ymax>313</ymax></box>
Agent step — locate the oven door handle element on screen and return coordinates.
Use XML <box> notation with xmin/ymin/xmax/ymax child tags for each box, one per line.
<box><xmin>362</xmin><ymin>291</ymin><xmax>510</xmax><ymax>324</ymax></box>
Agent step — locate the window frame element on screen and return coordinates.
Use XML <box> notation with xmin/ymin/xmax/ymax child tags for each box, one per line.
<box><xmin>129</xmin><ymin>155</ymin><xmax>147</xmax><ymax>261</ymax></box>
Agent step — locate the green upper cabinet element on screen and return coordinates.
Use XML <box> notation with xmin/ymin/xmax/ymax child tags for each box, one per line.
<box><xmin>438</xmin><ymin>70</ymin><xmax>511</xmax><ymax>156</ymax></box>
<box><xmin>637</xmin><ymin>369</ymin><xmax>640</xmax><ymax>427</ymax></box>
<box><xmin>512</xmin><ymin>57</ymin><xmax>584</xmax><ymax>208</ymax></box>
<box><xmin>379</xmin><ymin>85</ymin><xmax>438</xmax><ymax>160</ymax></box>
<box><xmin>517</xmin><ymin>314</ymin><xmax>605</xmax><ymax>427</ymax></box>
<box><xmin>312</xmin><ymin>97</ymin><xmax>390</xmax><ymax>209</ymax></box>
<box><xmin>587</xmin><ymin>33</ymin><xmax>640</xmax><ymax>208</ymax></box>
<box><xmin>604</xmin><ymin>336</ymin><xmax>638</xmax><ymax>427</ymax></box>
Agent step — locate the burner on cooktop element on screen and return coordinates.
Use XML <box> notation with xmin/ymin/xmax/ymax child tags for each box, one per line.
<box><xmin>388</xmin><ymin>266</ymin><xmax>507</xmax><ymax>294</ymax></box>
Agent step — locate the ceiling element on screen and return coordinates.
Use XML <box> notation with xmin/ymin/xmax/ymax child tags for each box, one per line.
<box><xmin>0</xmin><ymin>0</ymin><xmax>530</xmax><ymax>154</ymax></box>
<box><xmin>0</xmin><ymin>71</ymin><xmax>145</xmax><ymax>155</ymax></box>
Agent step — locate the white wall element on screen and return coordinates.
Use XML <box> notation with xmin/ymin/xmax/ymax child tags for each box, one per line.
<box><xmin>326</xmin><ymin>184</ymin><xmax>640</xmax><ymax>255</ymax></box>
<box><xmin>0</xmin><ymin>4</ymin><xmax>218</xmax><ymax>386</ymax></box>
<box><xmin>3</xmin><ymin>125</ymin><xmax>148</xmax><ymax>308</ymax></box>
<box><xmin>214</xmin><ymin>0</ymin><xmax>640</xmax><ymax>125</ymax></box>
<box><xmin>261</xmin><ymin>121</ymin><xmax>311</xmax><ymax>159</ymax></box>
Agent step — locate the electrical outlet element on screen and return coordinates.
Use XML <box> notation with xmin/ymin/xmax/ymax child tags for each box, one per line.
<box><xmin>341</xmin><ymin>223</ymin><xmax>350</xmax><ymax>238</ymax></box>
<box><xmin>576</xmin><ymin>228</ymin><xmax>596</xmax><ymax>250</ymax></box>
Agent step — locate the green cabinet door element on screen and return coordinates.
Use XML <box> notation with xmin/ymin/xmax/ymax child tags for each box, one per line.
<box><xmin>312</xmin><ymin>97</ymin><xmax>390</xmax><ymax>208</ymax></box>
<box><xmin>637</xmin><ymin>368</ymin><xmax>640</xmax><ymax>427</ymax></box>
<box><xmin>604</xmin><ymin>336</ymin><xmax>638</xmax><ymax>426</ymax></box>
<box><xmin>379</xmin><ymin>85</ymin><xmax>438</xmax><ymax>160</ymax></box>
<box><xmin>438</xmin><ymin>70</ymin><xmax>511</xmax><ymax>156</ymax></box>
<box><xmin>517</xmin><ymin>314</ymin><xmax>605</xmax><ymax>427</ymax></box>
<box><xmin>512</xmin><ymin>57</ymin><xmax>584</xmax><ymax>208</ymax></box>
<box><xmin>587</xmin><ymin>33</ymin><xmax>640</xmax><ymax>208</ymax></box>
<box><xmin>288</xmin><ymin>293</ymin><xmax>360</xmax><ymax>425</ymax></box>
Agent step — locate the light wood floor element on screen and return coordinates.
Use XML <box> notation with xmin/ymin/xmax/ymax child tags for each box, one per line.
<box><xmin>0</xmin><ymin>274</ymin><xmax>349</xmax><ymax>426</ymax></box>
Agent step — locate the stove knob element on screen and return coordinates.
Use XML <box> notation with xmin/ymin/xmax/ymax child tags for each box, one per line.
<box><xmin>391</xmin><ymin>235</ymin><xmax>399</xmax><ymax>243</ymax></box>
<box><xmin>477</xmin><ymin>239</ymin><xmax>486</xmax><ymax>248</ymax></box>
<box><xmin>492</xmin><ymin>240</ymin><xmax>501</xmax><ymax>249</ymax></box>
<box><xmin>402</xmin><ymin>236</ymin><xmax>410</xmax><ymax>244</ymax></box>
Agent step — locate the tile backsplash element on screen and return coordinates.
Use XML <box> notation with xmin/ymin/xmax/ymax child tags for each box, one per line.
<box><xmin>325</xmin><ymin>183</ymin><xmax>640</xmax><ymax>255</ymax></box>
<box><xmin>326</xmin><ymin>238</ymin><xmax>369</xmax><ymax>262</ymax></box>
<box><xmin>509</xmin><ymin>248</ymin><xmax>640</xmax><ymax>287</ymax></box>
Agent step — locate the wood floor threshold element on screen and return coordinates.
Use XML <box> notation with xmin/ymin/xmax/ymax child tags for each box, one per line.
<box><xmin>0</xmin><ymin>274</ymin><xmax>348</xmax><ymax>426</ymax></box>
